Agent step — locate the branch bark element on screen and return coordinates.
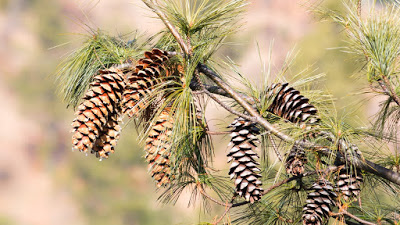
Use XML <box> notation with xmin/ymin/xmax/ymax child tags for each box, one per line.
<box><xmin>197</xmin><ymin>63</ymin><xmax>296</xmax><ymax>144</ymax></box>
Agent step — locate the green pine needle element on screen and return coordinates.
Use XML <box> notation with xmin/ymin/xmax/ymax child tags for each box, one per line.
<box><xmin>56</xmin><ymin>30</ymin><xmax>148</xmax><ymax>108</ymax></box>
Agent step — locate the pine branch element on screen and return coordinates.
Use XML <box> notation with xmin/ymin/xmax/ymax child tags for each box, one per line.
<box><xmin>197</xmin><ymin>63</ymin><xmax>295</xmax><ymax>143</ymax></box>
<box><xmin>142</xmin><ymin>0</ymin><xmax>191</xmax><ymax>55</ymax></box>
<box><xmin>143</xmin><ymin>0</ymin><xmax>400</xmax><ymax>188</ymax></box>
<box><xmin>197</xmin><ymin>63</ymin><xmax>400</xmax><ymax>186</ymax></box>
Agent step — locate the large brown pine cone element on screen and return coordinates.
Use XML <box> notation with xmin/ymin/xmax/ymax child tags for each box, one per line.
<box><xmin>71</xmin><ymin>68</ymin><xmax>125</xmax><ymax>159</ymax></box>
<box><xmin>121</xmin><ymin>48</ymin><xmax>172</xmax><ymax>117</ymax></box>
<box><xmin>145</xmin><ymin>108</ymin><xmax>174</xmax><ymax>187</ymax></box>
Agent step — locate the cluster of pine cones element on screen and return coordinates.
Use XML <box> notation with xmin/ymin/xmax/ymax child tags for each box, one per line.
<box><xmin>71</xmin><ymin>48</ymin><xmax>177</xmax><ymax>187</ymax></box>
<box><xmin>225</xmin><ymin>83</ymin><xmax>363</xmax><ymax>224</ymax></box>
<box><xmin>70</xmin><ymin>48</ymin><xmax>363</xmax><ymax>224</ymax></box>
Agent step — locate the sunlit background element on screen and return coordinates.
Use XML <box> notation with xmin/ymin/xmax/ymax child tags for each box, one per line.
<box><xmin>0</xmin><ymin>0</ymin><xmax>370</xmax><ymax>224</ymax></box>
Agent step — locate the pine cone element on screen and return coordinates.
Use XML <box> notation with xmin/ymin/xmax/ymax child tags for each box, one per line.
<box><xmin>121</xmin><ymin>48</ymin><xmax>171</xmax><ymax>117</ymax></box>
<box><xmin>145</xmin><ymin>108</ymin><xmax>174</xmax><ymax>187</ymax></box>
<box><xmin>71</xmin><ymin>68</ymin><xmax>126</xmax><ymax>159</ymax></box>
<box><xmin>227</xmin><ymin>117</ymin><xmax>263</xmax><ymax>203</ymax></box>
<box><xmin>267</xmin><ymin>83</ymin><xmax>319</xmax><ymax>128</ymax></box>
<box><xmin>285</xmin><ymin>143</ymin><xmax>307</xmax><ymax>176</ymax></box>
<box><xmin>92</xmin><ymin>114</ymin><xmax>121</xmax><ymax>159</ymax></box>
<box><xmin>303</xmin><ymin>179</ymin><xmax>337</xmax><ymax>225</ymax></box>
<box><xmin>336</xmin><ymin>167</ymin><xmax>363</xmax><ymax>202</ymax></box>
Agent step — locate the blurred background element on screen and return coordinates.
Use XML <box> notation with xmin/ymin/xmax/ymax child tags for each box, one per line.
<box><xmin>0</xmin><ymin>0</ymin><xmax>368</xmax><ymax>224</ymax></box>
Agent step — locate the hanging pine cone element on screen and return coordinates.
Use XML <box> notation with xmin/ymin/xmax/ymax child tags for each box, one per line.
<box><xmin>121</xmin><ymin>48</ymin><xmax>172</xmax><ymax>117</ymax></box>
<box><xmin>336</xmin><ymin>167</ymin><xmax>363</xmax><ymax>202</ymax></box>
<box><xmin>145</xmin><ymin>108</ymin><xmax>174</xmax><ymax>187</ymax></box>
<box><xmin>303</xmin><ymin>179</ymin><xmax>337</xmax><ymax>225</ymax></box>
<box><xmin>91</xmin><ymin>114</ymin><xmax>121</xmax><ymax>159</ymax></box>
<box><xmin>267</xmin><ymin>83</ymin><xmax>319</xmax><ymax>128</ymax></box>
<box><xmin>227</xmin><ymin>117</ymin><xmax>263</xmax><ymax>203</ymax></box>
<box><xmin>285</xmin><ymin>143</ymin><xmax>307</xmax><ymax>176</ymax></box>
<box><xmin>71</xmin><ymin>68</ymin><xmax>126</xmax><ymax>159</ymax></box>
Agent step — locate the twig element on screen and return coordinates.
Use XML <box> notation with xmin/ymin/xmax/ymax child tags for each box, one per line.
<box><xmin>213</xmin><ymin>204</ymin><xmax>232</xmax><ymax>225</ymax></box>
<box><xmin>204</xmin><ymin>90</ymin><xmax>255</xmax><ymax>121</ymax></box>
<box><xmin>194</xmin><ymin>68</ymin><xmax>255</xmax><ymax>121</ymax></box>
<box><xmin>331</xmin><ymin>210</ymin><xmax>377</xmax><ymax>225</ymax></box>
<box><xmin>197</xmin><ymin>63</ymin><xmax>296</xmax><ymax>144</ymax></box>
<box><xmin>197</xmin><ymin>183</ymin><xmax>231</xmax><ymax>207</ymax></box>
<box><xmin>207</xmin><ymin>131</ymin><xmax>230</xmax><ymax>135</ymax></box>
<box><xmin>142</xmin><ymin>0</ymin><xmax>191</xmax><ymax>55</ymax></box>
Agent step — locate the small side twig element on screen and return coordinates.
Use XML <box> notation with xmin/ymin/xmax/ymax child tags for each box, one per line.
<box><xmin>331</xmin><ymin>210</ymin><xmax>377</xmax><ymax>225</ymax></box>
<box><xmin>207</xmin><ymin>131</ymin><xmax>230</xmax><ymax>135</ymax></box>
<box><xmin>213</xmin><ymin>204</ymin><xmax>232</xmax><ymax>225</ymax></box>
<box><xmin>197</xmin><ymin>183</ymin><xmax>230</xmax><ymax>207</ymax></box>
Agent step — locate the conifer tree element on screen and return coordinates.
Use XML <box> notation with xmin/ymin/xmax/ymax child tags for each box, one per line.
<box><xmin>58</xmin><ymin>0</ymin><xmax>400</xmax><ymax>224</ymax></box>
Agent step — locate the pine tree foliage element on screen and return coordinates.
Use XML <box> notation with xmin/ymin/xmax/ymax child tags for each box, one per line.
<box><xmin>58</xmin><ymin>0</ymin><xmax>400</xmax><ymax>224</ymax></box>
